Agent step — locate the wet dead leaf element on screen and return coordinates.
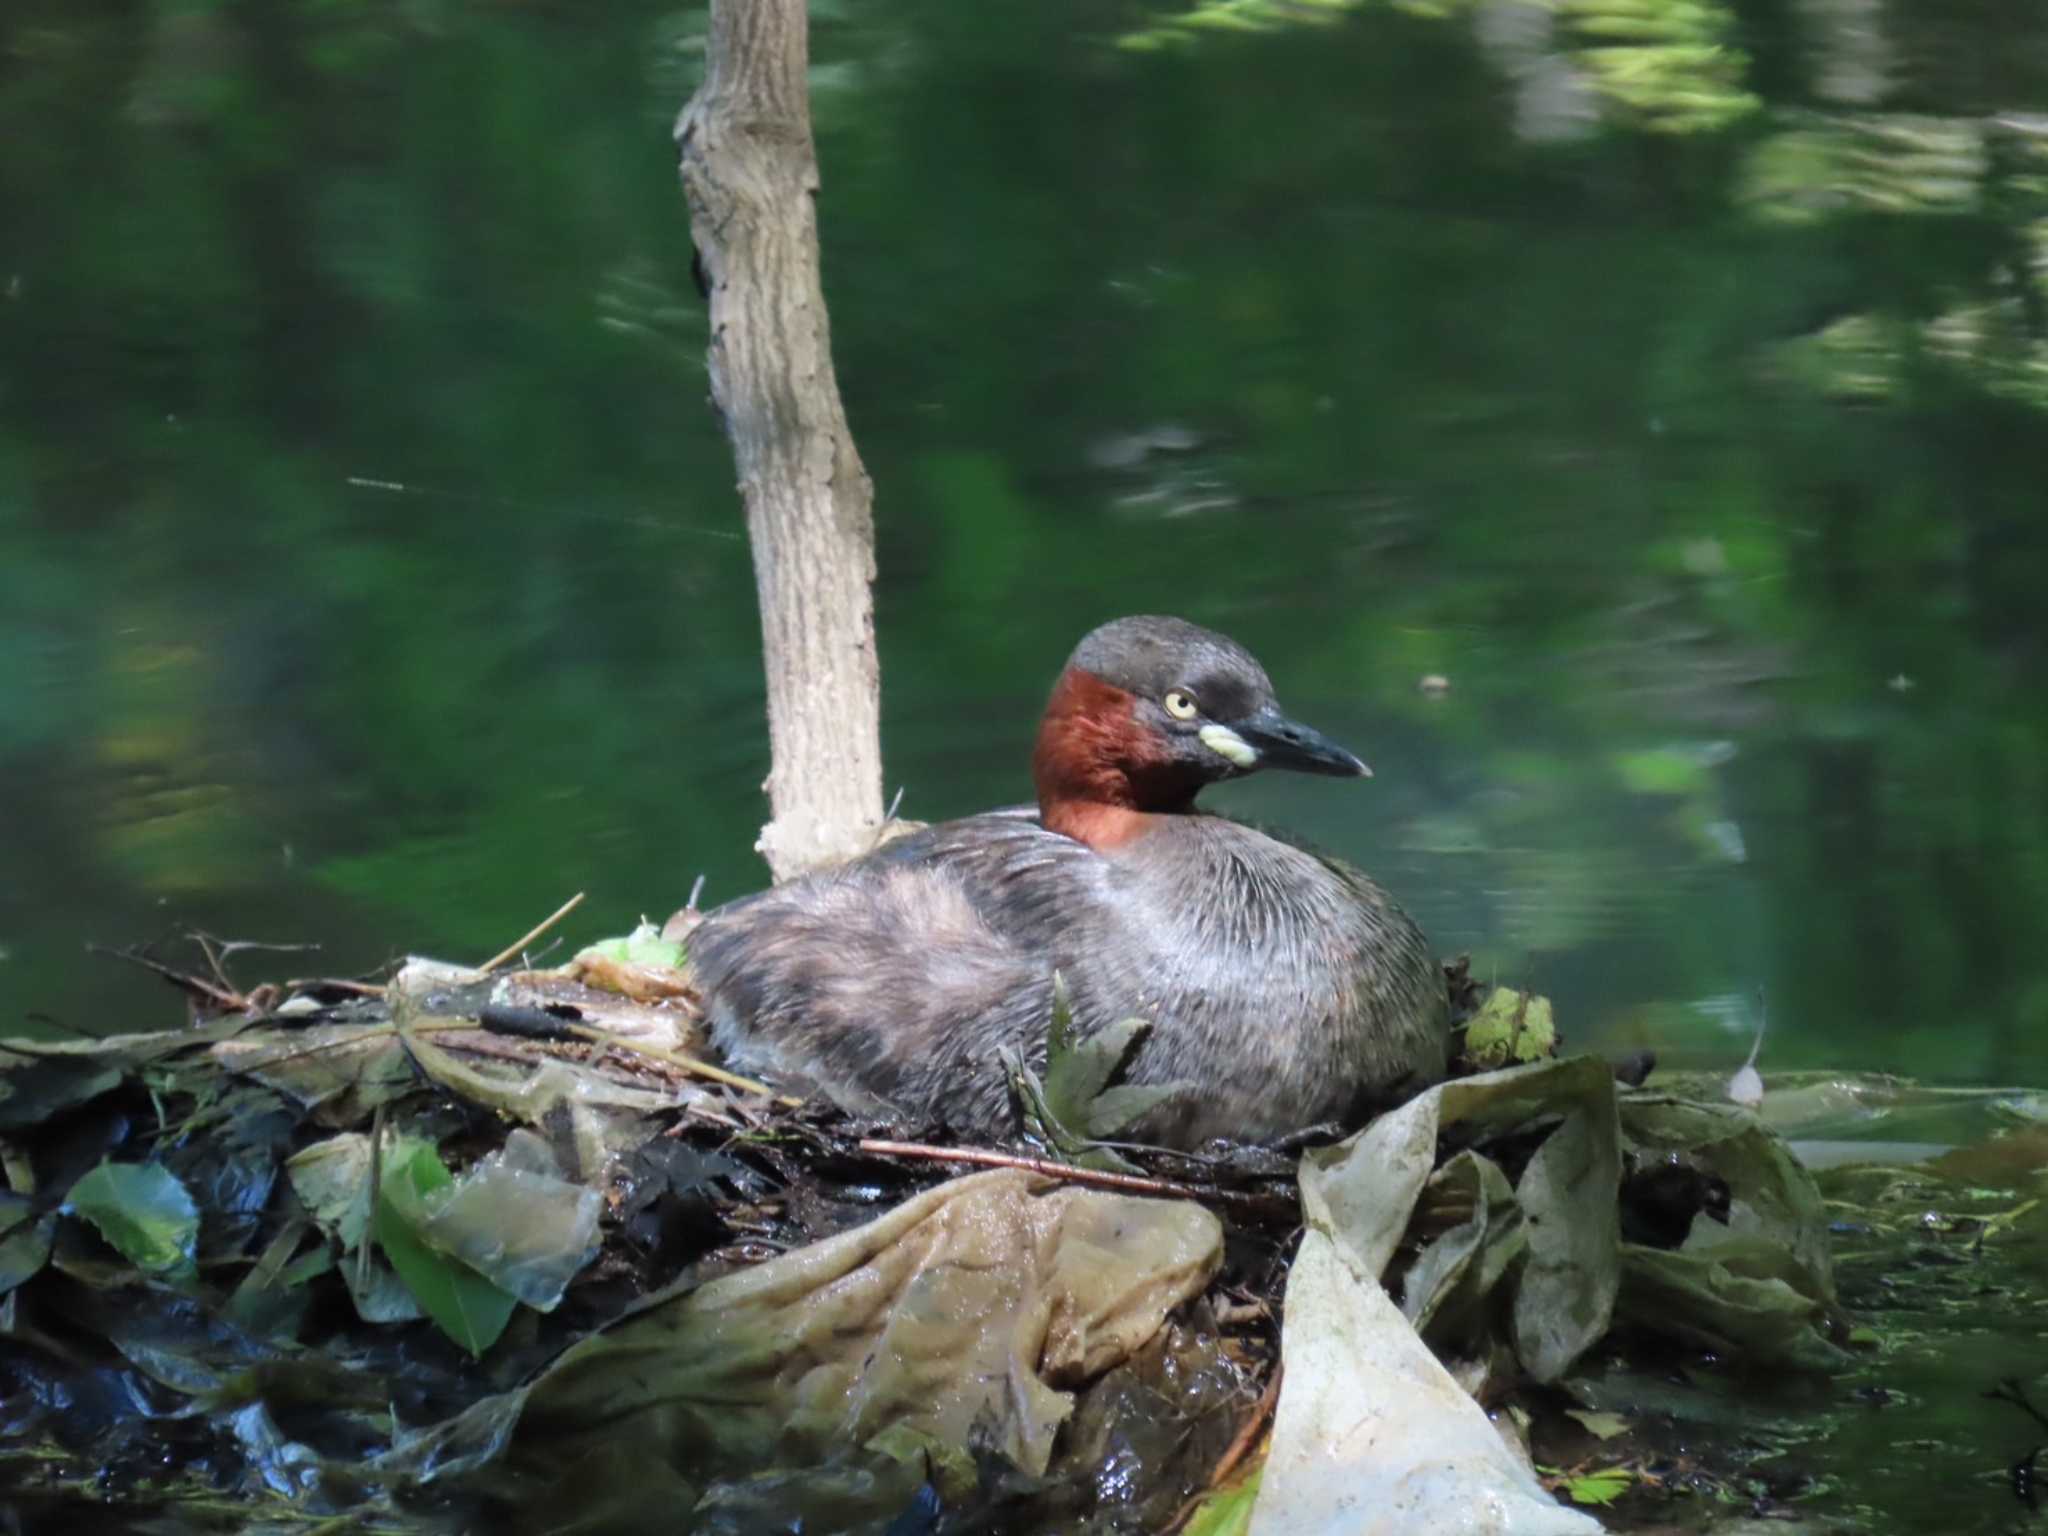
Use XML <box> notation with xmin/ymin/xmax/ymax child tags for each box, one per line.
<box><xmin>375</xmin><ymin>1140</ymin><xmax>518</xmax><ymax>1357</ymax></box>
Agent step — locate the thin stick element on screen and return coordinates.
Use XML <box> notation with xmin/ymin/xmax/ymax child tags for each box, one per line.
<box><xmin>558</xmin><ymin>1020</ymin><xmax>800</xmax><ymax>1105</ymax></box>
<box><xmin>857</xmin><ymin>1139</ymin><xmax>1271</xmax><ymax>1208</ymax></box>
<box><xmin>197</xmin><ymin>934</ymin><xmax>321</xmax><ymax>959</ymax></box>
<box><xmin>478</xmin><ymin>892</ymin><xmax>586</xmax><ymax>974</ymax></box>
<box><xmin>194</xmin><ymin>932</ymin><xmax>233</xmax><ymax>992</ymax></box>
<box><xmin>89</xmin><ymin>944</ymin><xmax>246</xmax><ymax>1010</ymax></box>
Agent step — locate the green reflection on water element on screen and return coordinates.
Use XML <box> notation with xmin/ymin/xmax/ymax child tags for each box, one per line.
<box><xmin>2</xmin><ymin>5</ymin><xmax>2045</xmax><ymax>1103</ymax></box>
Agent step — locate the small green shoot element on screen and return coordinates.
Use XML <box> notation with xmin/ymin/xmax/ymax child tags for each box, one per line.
<box><xmin>1006</xmin><ymin>973</ymin><xmax>1190</xmax><ymax>1172</ymax></box>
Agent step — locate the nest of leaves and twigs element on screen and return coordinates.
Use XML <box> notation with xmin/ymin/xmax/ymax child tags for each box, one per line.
<box><xmin>0</xmin><ymin>900</ymin><xmax>1859</xmax><ymax>1536</ymax></box>
<box><xmin>0</xmin><ymin>900</ymin><xmax>1313</xmax><ymax>1535</ymax></box>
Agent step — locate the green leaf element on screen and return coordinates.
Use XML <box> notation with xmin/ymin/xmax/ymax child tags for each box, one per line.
<box><xmin>374</xmin><ymin>1141</ymin><xmax>518</xmax><ymax>1356</ymax></box>
<box><xmin>1182</xmin><ymin>1466</ymin><xmax>1262</xmax><ymax>1536</ymax></box>
<box><xmin>581</xmin><ymin>922</ymin><xmax>687</xmax><ymax>971</ymax></box>
<box><xmin>1564</xmin><ymin>1408</ymin><xmax>1632</xmax><ymax>1440</ymax></box>
<box><xmin>65</xmin><ymin>1162</ymin><xmax>200</xmax><ymax>1280</ymax></box>
<box><xmin>1084</xmin><ymin>1081</ymin><xmax>1187</xmax><ymax>1139</ymax></box>
<box><xmin>1043</xmin><ymin>1009</ymin><xmax>1149</xmax><ymax>1130</ymax></box>
<box><xmin>1006</xmin><ymin>1052</ymin><xmax>1124</xmax><ymax>1169</ymax></box>
<box><xmin>1462</xmin><ymin>987</ymin><xmax>1558</xmax><ymax>1068</ymax></box>
<box><xmin>1011</xmin><ymin>978</ymin><xmax>1193</xmax><ymax>1171</ymax></box>
<box><xmin>1563</xmin><ymin>1465</ymin><xmax>1633</xmax><ymax>1505</ymax></box>
<box><xmin>1044</xmin><ymin>972</ymin><xmax>1079</xmax><ymax>1078</ymax></box>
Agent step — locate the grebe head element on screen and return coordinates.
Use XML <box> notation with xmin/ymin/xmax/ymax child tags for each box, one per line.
<box><xmin>1033</xmin><ymin>615</ymin><xmax>1368</xmax><ymax>846</ymax></box>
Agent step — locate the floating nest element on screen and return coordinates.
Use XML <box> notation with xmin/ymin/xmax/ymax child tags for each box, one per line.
<box><xmin>0</xmin><ymin>908</ymin><xmax>1855</xmax><ymax>1535</ymax></box>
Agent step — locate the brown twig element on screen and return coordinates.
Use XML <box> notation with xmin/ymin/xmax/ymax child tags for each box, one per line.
<box><xmin>89</xmin><ymin>943</ymin><xmax>247</xmax><ymax>1011</ymax></box>
<box><xmin>856</xmin><ymin>1139</ymin><xmax>1272</xmax><ymax>1208</ymax></box>
<box><xmin>478</xmin><ymin>892</ymin><xmax>586</xmax><ymax>975</ymax></box>
<box><xmin>193</xmin><ymin>933</ymin><xmax>233</xmax><ymax>993</ymax></box>
<box><xmin>188</xmin><ymin>931</ymin><xmax>321</xmax><ymax>996</ymax></box>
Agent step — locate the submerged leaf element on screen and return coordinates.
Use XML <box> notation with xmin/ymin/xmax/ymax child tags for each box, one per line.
<box><xmin>0</xmin><ymin>1056</ymin><xmax>123</xmax><ymax>1131</ymax></box>
<box><xmin>375</xmin><ymin>1141</ymin><xmax>518</xmax><ymax>1356</ymax></box>
<box><xmin>65</xmin><ymin>1162</ymin><xmax>200</xmax><ymax>1280</ymax></box>
<box><xmin>412</xmin><ymin>1131</ymin><xmax>601</xmax><ymax>1311</ymax></box>
<box><xmin>342</xmin><ymin>1247</ymin><xmax>426</xmax><ymax>1323</ymax></box>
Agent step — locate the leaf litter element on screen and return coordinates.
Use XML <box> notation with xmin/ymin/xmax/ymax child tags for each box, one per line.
<box><xmin>0</xmin><ymin>923</ymin><xmax>2031</xmax><ymax>1534</ymax></box>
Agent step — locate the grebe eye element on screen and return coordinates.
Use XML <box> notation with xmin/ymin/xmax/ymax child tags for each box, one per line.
<box><xmin>1163</xmin><ymin>689</ymin><xmax>1198</xmax><ymax>720</ymax></box>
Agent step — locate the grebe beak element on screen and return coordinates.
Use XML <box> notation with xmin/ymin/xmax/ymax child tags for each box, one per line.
<box><xmin>1227</xmin><ymin>705</ymin><xmax>1372</xmax><ymax>778</ymax></box>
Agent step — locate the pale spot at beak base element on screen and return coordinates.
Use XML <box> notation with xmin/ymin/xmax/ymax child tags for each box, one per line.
<box><xmin>1198</xmin><ymin>724</ymin><xmax>1259</xmax><ymax>768</ymax></box>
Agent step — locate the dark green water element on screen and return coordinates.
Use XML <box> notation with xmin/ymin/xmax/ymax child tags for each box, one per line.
<box><xmin>4</xmin><ymin>2</ymin><xmax>2047</xmax><ymax>1084</ymax></box>
<box><xmin>5</xmin><ymin>6</ymin><xmax>2048</xmax><ymax>1533</ymax></box>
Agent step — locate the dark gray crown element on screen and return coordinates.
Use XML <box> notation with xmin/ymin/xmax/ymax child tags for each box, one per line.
<box><xmin>1067</xmin><ymin>615</ymin><xmax>1273</xmax><ymax>722</ymax></box>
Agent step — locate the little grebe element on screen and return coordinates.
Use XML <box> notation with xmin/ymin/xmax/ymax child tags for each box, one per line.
<box><xmin>691</xmin><ymin>615</ymin><xmax>1449</xmax><ymax>1147</ymax></box>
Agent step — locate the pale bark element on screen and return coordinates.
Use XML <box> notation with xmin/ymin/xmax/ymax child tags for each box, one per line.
<box><xmin>676</xmin><ymin>0</ymin><xmax>884</xmax><ymax>881</ymax></box>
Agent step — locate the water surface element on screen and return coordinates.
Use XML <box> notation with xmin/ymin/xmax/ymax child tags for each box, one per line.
<box><xmin>3</xmin><ymin>3</ymin><xmax>2045</xmax><ymax>1149</ymax></box>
